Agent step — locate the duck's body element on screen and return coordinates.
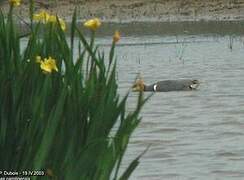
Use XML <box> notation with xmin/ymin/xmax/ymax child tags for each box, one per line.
<box><xmin>133</xmin><ymin>79</ymin><xmax>200</xmax><ymax>92</ymax></box>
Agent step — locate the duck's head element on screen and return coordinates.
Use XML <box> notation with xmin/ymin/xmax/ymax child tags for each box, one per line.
<box><xmin>132</xmin><ymin>79</ymin><xmax>145</xmax><ymax>91</ymax></box>
<box><xmin>190</xmin><ymin>79</ymin><xmax>200</xmax><ymax>89</ymax></box>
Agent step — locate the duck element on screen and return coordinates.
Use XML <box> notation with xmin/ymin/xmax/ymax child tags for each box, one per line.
<box><xmin>132</xmin><ymin>78</ymin><xmax>200</xmax><ymax>92</ymax></box>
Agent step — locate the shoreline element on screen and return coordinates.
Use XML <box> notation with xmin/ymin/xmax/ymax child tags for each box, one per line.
<box><xmin>3</xmin><ymin>0</ymin><xmax>244</xmax><ymax>37</ymax></box>
<box><xmin>2</xmin><ymin>0</ymin><xmax>244</xmax><ymax>23</ymax></box>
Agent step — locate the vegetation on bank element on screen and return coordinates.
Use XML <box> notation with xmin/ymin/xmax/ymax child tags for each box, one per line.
<box><xmin>0</xmin><ymin>0</ymin><xmax>148</xmax><ymax>179</ymax></box>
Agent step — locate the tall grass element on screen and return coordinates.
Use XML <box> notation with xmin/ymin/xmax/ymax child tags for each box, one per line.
<box><xmin>0</xmin><ymin>2</ymin><xmax>148</xmax><ymax>179</ymax></box>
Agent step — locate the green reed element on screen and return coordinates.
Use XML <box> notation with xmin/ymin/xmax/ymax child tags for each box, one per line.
<box><xmin>0</xmin><ymin>2</ymin><xmax>148</xmax><ymax>179</ymax></box>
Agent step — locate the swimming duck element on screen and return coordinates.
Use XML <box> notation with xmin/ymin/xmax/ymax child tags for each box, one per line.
<box><xmin>132</xmin><ymin>78</ymin><xmax>200</xmax><ymax>92</ymax></box>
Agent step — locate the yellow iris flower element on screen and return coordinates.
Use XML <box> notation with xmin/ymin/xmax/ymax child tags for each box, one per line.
<box><xmin>84</xmin><ymin>18</ymin><xmax>101</xmax><ymax>31</ymax></box>
<box><xmin>36</xmin><ymin>56</ymin><xmax>58</xmax><ymax>74</ymax></box>
<box><xmin>48</xmin><ymin>15</ymin><xmax>66</xmax><ymax>31</ymax></box>
<box><xmin>33</xmin><ymin>11</ymin><xmax>66</xmax><ymax>31</ymax></box>
<box><xmin>9</xmin><ymin>0</ymin><xmax>21</xmax><ymax>7</ymax></box>
<box><xmin>113</xmin><ymin>30</ymin><xmax>121</xmax><ymax>43</ymax></box>
<box><xmin>33</xmin><ymin>10</ymin><xmax>50</xmax><ymax>23</ymax></box>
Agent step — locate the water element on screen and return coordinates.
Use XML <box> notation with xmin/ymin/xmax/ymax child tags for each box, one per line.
<box><xmin>94</xmin><ymin>26</ymin><xmax>244</xmax><ymax>179</ymax></box>
<box><xmin>21</xmin><ymin>22</ymin><xmax>244</xmax><ymax>179</ymax></box>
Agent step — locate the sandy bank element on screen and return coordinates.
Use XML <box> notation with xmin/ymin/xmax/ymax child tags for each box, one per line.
<box><xmin>1</xmin><ymin>0</ymin><xmax>244</xmax><ymax>22</ymax></box>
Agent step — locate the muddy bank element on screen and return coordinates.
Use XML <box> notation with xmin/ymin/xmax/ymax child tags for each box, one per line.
<box><xmin>1</xmin><ymin>0</ymin><xmax>244</xmax><ymax>22</ymax></box>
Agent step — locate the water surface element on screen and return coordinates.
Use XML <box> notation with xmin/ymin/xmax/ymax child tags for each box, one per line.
<box><xmin>95</xmin><ymin>23</ymin><xmax>244</xmax><ymax>180</ymax></box>
<box><xmin>21</xmin><ymin>22</ymin><xmax>244</xmax><ymax>179</ymax></box>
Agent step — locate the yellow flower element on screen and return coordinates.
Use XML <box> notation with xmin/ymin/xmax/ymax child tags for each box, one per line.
<box><xmin>49</xmin><ymin>16</ymin><xmax>66</xmax><ymax>31</ymax></box>
<box><xmin>113</xmin><ymin>30</ymin><xmax>121</xmax><ymax>43</ymax></box>
<box><xmin>47</xmin><ymin>15</ymin><xmax>57</xmax><ymax>23</ymax></box>
<box><xmin>33</xmin><ymin>10</ymin><xmax>50</xmax><ymax>23</ymax></box>
<box><xmin>36</xmin><ymin>56</ymin><xmax>58</xmax><ymax>74</ymax></box>
<box><xmin>84</xmin><ymin>18</ymin><xmax>101</xmax><ymax>31</ymax></box>
<box><xmin>9</xmin><ymin>0</ymin><xmax>21</xmax><ymax>7</ymax></box>
<box><xmin>33</xmin><ymin>12</ymin><xmax>66</xmax><ymax>31</ymax></box>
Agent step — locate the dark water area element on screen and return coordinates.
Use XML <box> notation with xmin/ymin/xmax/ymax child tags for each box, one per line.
<box><xmin>19</xmin><ymin>20</ymin><xmax>244</xmax><ymax>37</ymax></box>
<box><xmin>96</xmin><ymin>21</ymin><xmax>244</xmax><ymax>37</ymax></box>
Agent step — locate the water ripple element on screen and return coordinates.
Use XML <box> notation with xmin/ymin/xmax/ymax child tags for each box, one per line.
<box><xmin>107</xmin><ymin>34</ymin><xmax>244</xmax><ymax>179</ymax></box>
